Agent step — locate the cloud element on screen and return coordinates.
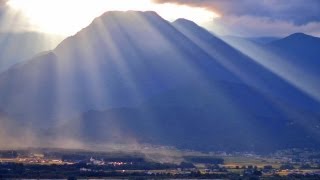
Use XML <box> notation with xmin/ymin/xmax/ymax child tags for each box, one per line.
<box><xmin>0</xmin><ymin>0</ymin><xmax>33</xmax><ymax>32</ymax></box>
<box><xmin>154</xmin><ymin>0</ymin><xmax>320</xmax><ymax>37</ymax></box>
<box><xmin>154</xmin><ymin>0</ymin><xmax>320</xmax><ymax>25</ymax></box>
<box><xmin>0</xmin><ymin>0</ymin><xmax>8</xmax><ymax>6</ymax></box>
<box><xmin>206</xmin><ymin>15</ymin><xmax>320</xmax><ymax>37</ymax></box>
<box><xmin>0</xmin><ymin>0</ymin><xmax>319</xmax><ymax>37</ymax></box>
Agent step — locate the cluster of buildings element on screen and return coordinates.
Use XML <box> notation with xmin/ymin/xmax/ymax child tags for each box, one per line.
<box><xmin>88</xmin><ymin>157</ymin><xmax>129</xmax><ymax>166</ymax></box>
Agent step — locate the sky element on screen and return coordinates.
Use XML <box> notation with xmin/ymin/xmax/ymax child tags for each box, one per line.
<box><xmin>154</xmin><ymin>0</ymin><xmax>320</xmax><ymax>37</ymax></box>
<box><xmin>0</xmin><ymin>0</ymin><xmax>320</xmax><ymax>37</ymax></box>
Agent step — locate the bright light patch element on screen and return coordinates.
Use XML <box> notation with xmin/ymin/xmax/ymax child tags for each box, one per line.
<box><xmin>7</xmin><ymin>0</ymin><xmax>219</xmax><ymax>35</ymax></box>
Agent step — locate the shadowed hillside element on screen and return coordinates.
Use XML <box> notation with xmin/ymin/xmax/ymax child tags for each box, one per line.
<box><xmin>0</xmin><ymin>11</ymin><xmax>319</xmax><ymax>151</ymax></box>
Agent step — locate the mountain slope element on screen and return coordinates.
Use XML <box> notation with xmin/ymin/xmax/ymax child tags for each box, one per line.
<box><xmin>268</xmin><ymin>33</ymin><xmax>320</xmax><ymax>74</ymax></box>
<box><xmin>172</xmin><ymin>18</ymin><xmax>320</xmax><ymax>111</ymax></box>
<box><xmin>0</xmin><ymin>11</ymin><xmax>239</xmax><ymax>127</ymax></box>
<box><xmin>0</xmin><ymin>12</ymin><xmax>319</xmax><ymax>151</ymax></box>
<box><xmin>0</xmin><ymin>32</ymin><xmax>63</xmax><ymax>72</ymax></box>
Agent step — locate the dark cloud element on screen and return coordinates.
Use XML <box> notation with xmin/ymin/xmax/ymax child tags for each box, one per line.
<box><xmin>0</xmin><ymin>0</ymin><xmax>9</xmax><ymax>16</ymax></box>
<box><xmin>0</xmin><ymin>0</ymin><xmax>8</xmax><ymax>7</ymax></box>
<box><xmin>206</xmin><ymin>15</ymin><xmax>320</xmax><ymax>37</ymax></box>
<box><xmin>154</xmin><ymin>0</ymin><xmax>320</xmax><ymax>25</ymax></box>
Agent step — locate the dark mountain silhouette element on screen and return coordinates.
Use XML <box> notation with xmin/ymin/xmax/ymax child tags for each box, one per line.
<box><xmin>268</xmin><ymin>33</ymin><xmax>320</xmax><ymax>74</ymax></box>
<box><xmin>64</xmin><ymin>81</ymin><xmax>320</xmax><ymax>152</ymax></box>
<box><xmin>270</xmin><ymin>32</ymin><xmax>320</xmax><ymax>50</ymax></box>
<box><xmin>248</xmin><ymin>37</ymin><xmax>280</xmax><ymax>44</ymax></box>
<box><xmin>223</xmin><ymin>35</ymin><xmax>280</xmax><ymax>44</ymax></box>
<box><xmin>172</xmin><ymin>18</ymin><xmax>320</xmax><ymax>111</ymax></box>
<box><xmin>0</xmin><ymin>11</ymin><xmax>319</xmax><ymax>151</ymax></box>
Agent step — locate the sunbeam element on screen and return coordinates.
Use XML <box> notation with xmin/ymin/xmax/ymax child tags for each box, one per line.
<box><xmin>1</xmin><ymin>1</ymin><xmax>320</xmax><ymax>177</ymax></box>
<box><xmin>7</xmin><ymin>0</ymin><xmax>219</xmax><ymax>35</ymax></box>
<box><xmin>219</xmin><ymin>36</ymin><xmax>320</xmax><ymax>104</ymax></box>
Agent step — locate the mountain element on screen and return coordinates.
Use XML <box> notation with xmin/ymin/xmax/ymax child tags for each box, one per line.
<box><xmin>270</xmin><ymin>33</ymin><xmax>320</xmax><ymax>51</ymax></box>
<box><xmin>223</xmin><ymin>35</ymin><xmax>280</xmax><ymax>44</ymax></box>
<box><xmin>0</xmin><ymin>11</ymin><xmax>319</xmax><ymax>152</ymax></box>
<box><xmin>172</xmin><ymin>19</ymin><xmax>320</xmax><ymax>111</ymax></box>
<box><xmin>268</xmin><ymin>33</ymin><xmax>320</xmax><ymax>74</ymax></box>
<box><xmin>247</xmin><ymin>37</ymin><xmax>280</xmax><ymax>44</ymax></box>
<box><xmin>62</xmin><ymin>81</ymin><xmax>319</xmax><ymax>152</ymax></box>
<box><xmin>0</xmin><ymin>32</ymin><xmax>64</xmax><ymax>72</ymax></box>
<box><xmin>0</xmin><ymin>11</ymin><xmax>239</xmax><ymax>127</ymax></box>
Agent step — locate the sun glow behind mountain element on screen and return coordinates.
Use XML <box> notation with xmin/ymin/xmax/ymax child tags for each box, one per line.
<box><xmin>0</xmin><ymin>0</ymin><xmax>320</xmax><ymax>155</ymax></box>
<box><xmin>7</xmin><ymin>0</ymin><xmax>219</xmax><ymax>35</ymax></box>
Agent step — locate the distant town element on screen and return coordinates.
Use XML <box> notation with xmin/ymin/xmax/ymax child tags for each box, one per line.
<box><xmin>1</xmin><ymin>147</ymin><xmax>320</xmax><ymax>179</ymax></box>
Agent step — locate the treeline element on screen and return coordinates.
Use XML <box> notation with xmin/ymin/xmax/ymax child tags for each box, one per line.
<box><xmin>0</xmin><ymin>162</ymin><xmax>236</xmax><ymax>179</ymax></box>
<box><xmin>0</xmin><ymin>160</ymin><xmax>196</xmax><ymax>178</ymax></box>
<box><xmin>0</xmin><ymin>151</ymin><xmax>18</xmax><ymax>158</ymax></box>
<box><xmin>183</xmin><ymin>156</ymin><xmax>224</xmax><ymax>164</ymax></box>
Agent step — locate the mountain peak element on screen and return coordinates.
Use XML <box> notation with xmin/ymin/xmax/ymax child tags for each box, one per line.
<box><xmin>174</xmin><ymin>18</ymin><xmax>193</xmax><ymax>23</ymax></box>
<box><xmin>285</xmin><ymin>32</ymin><xmax>318</xmax><ymax>40</ymax></box>
<box><xmin>292</xmin><ymin>32</ymin><xmax>307</xmax><ymax>36</ymax></box>
<box><xmin>87</xmin><ymin>10</ymin><xmax>162</xmax><ymax>28</ymax></box>
<box><xmin>173</xmin><ymin>18</ymin><xmax>198</xmax><ymax>26</ymax></box>
<box><xmin>98</xmin><ymin>10</ymin><xmax>160</xmax><ymax>20</ymax></box>
<box><xmin>269</xmin><ymin>32</ymin><xmax>319</xmax><ymax>47</ymax></box>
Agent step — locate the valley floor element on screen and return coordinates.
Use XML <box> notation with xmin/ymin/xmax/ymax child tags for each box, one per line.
<box><xmin>1</xmin><ymin>148</ymin><xmax>320</xmax><ymax>179</ymax></box>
